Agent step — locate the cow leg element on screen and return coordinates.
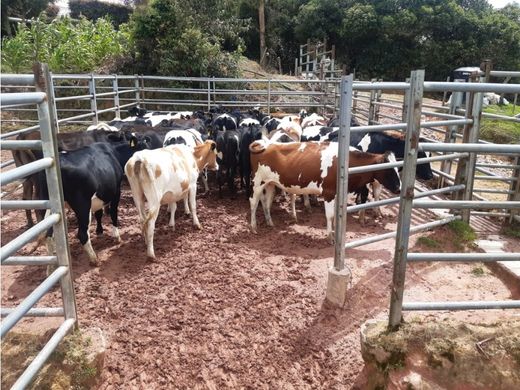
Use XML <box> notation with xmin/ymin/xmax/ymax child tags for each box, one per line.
<box><xmin>183</xmin><ymin>197</ymin><xmax>191</xmax><ymax>216</ymax></box>
<box><xmin>75</xmin><ymin>204</ymin><xmax>98</xmax><ymax>265</ymax></box>
<box><xmin>94</xmin><ymin>209</ymin><xmax>103</xmax><ymax>235</ymax></box>
<box><xmin>169</xmin><ymin>201</ymin><xmax>177</xmax><ymax>229</ymax></box>
<box><xmin>371</xmin><ymin>180</ymin><xmax>383</xmax><ymax>218</ymax></box>
<box><xmin>188</xmin><ymin>185</ymin><xmax>201</xmax><ymax>229</ymax></box>
<box><xmin>249</xmin><ymin>184</ymin><xmax>265</xmax><ymax>234</ymax></box>
<box><xmin>290</xmin><ymin>194</ymin><xmax>298</xmax><ymax>222</ymax></box>
<box><xmin>23</xmin><ymin>178</ymin><xmax>34</xmax><ymax>228</ymax></box>
<box><xmin>303</xmin><ymin>195</ymin><xmax>312</xmax><ymax>212</ymax></box>
<box><xmin>109</xmin><ymin>192</ymin><xmax>121</xmax><ymax>243</ymax></box>
<box><xmin>144</xmin><ymin>207</ymin><xmax>160</xmax><ymax>259</ymax></box>
<box><xmin>264</xmin><ymin>184</ymin><xmax>275</xmax><ymax>227</ymax></box>
<box><xmin>200</xmin><ymin>169</ymin><xmax>209</xmax><ymax>193</ymax></box>
<box><xmin>356</xmin><ymin>186</ymin><xmax>369</xmax><ymax>226</ymax></box>
<box><xmin>324</xmin><ymin>199</ymin><xmax>336</xmax><ymax>244</ymax></box>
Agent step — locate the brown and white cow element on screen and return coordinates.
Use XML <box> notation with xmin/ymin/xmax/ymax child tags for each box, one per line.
<box><xmin>125</xmin><ymin>140</ymin><xmax>218</xmax><ymax>259</ymax></box>
<box><xmin>249</xmin><ymin>140</ymin><xmax>401</xmax><ymax>242</ymax></box>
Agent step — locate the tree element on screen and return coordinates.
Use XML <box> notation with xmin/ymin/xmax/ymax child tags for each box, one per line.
<box><xmin>1</xmin><ymin>0</ymin><xmax>55</xmax><ymax>37</ymax></box>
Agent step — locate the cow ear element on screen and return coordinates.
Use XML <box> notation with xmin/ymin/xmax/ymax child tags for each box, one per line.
<box><xmin>210</xmin><ymin>141</ymin><xmax>216</xmax><ymax>151</ymax></box>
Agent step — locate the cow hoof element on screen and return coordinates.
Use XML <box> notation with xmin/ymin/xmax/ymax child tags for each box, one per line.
<box><xmin>89</xmin><ymin>259</ymin><xmax>100</xmax><ymax>267</ymax></box>
<box><xmin>328</xmin><ymin>234</ymin><xmax>335</xmax><ymax>245</ymax></box>
<box><xmin>195</xmin><ymin>224</ymin><xmax>202</xmax><ymax>230</ymax></box>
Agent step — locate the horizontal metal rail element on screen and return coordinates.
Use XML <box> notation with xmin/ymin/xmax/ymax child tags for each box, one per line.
<box><xmin>345</xmin><ymin>216</ymin><xmax>460</xmax><ymax>249</ymax></box>
<box><xmin>1</xmin><ymin>214</ymin><xmax>60</xmax><ymax>263</ymax></box>
<box><xmin>431</xmin><ymin>168</ymin><xmax>455</xmax><ymax>181</ymax></box>
<box><xmin>489</xmin><ymin>70</ymin><xmax>520</xmax><ymax>78</ymax></box>
<box><xmin>424</xmin><ymin>81</ymin><xmax>520</xmax><ymax>93</ymax></box>
<box><xmin>348</xmin><ymin>153</ymin><xmax>468</xmax><ymax>175</ymax></box>
<box><xmin>419</xmin><ymin>143</ymin><xmax>520</xmax><ymax>154</ymax></box>
<box><xmin>347</xmin><ymin>184</ymin><xmax>465</xmax><ymax>213</ymax></box>
<box><xmin>10</xmin><ymin>318</ymin><xmax>76</xmax><ymax>390</ymax></box>
<box><xmin>2</xmin><ymin>256</ymin><xmax>58</xmax><ymax>266</ymax></box>
<box><xmin>0</xmin><ymin>265</ymin><xmax>68</xmax><ymax>338</ymax></box>
<box><xmin>0</xmin><ymin>92</ymin><xmax>46</xmax><ymax>106</ymax></box>
<box><xmin>0</xmin><ymin>140</ymin><xmax>42</xmax><ymax>150</ymax></box>
<box><xmin>0</xmin><ymin>74</ymin><xmax>35</xmax><ymax>85</ymax></box>
<box><xmin>1</xmin><ymin>307</ymin><xmax>64</xmax><ymax>317</ymax></box>
<box><xmin>1</xmin><ymin>159</ymin><xmax>15</xmax><ymax>169</ymax></box>
<box><xmin>1</xmin><ymin>200</ymin><xmax>51</xmax><ymax>210</ymax></box>
<box><xmin>0</xmin><ymin>124</ymin><xmax>40</xmax><ymax>139</ymax></box>
<box><xmin>56</xmin><ymin>112</ymin><xmax>95</xmax><ymax>123</ymax></box>
<box><xmin>407</xmin><ymin>253</ymin><xmax>520</xmax><ymax>262</ymax></box>
<box><xmin>54</xmin><ymin>94</ymin><xmax>93</xmax><ymax>102</ymax></box>
<box><xmin>403</xmin><ymin>300</ymin><xmax>520</xmax><ymax>311</ymax></box>
<box><xmin>372</xmin><ymin>101</ymin><xmax>403</xmax><ymax>110</ymax></box>
<box><xmin>476</xmin><ymin>163</ymin><xmax>520</xmax><ymax>169</ymax></box>
<box><xmin>421</xmin><ymin>110</ymin><xmax>466</xmax><ymax>120</ymax></box>
<box><xmin>1</xmin><ymin>157</ymin><xmax>53</xmax><ymax>186</ymax></box>
<box><xmin>473</xmin><ymin>188</ymin><xmax>514</xmax><ymax>195</ymax></box>
<box><xmin>413</xmin><ymin>200</ymin><xmax>520</xmax><ymax>209</ymax></box>
<box><xmin>471</xmin><ymin>211</ymin><xmax>511</xmax><ymax>217</ymax></box>
<box><xmin>474</xmin><ymin>175</ymin><xmax>517</xmax><ymax>182</ymax></box>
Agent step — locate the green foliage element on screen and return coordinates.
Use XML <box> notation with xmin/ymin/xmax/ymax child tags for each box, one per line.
<box><xmin>70</xmin><ymin>0</ymin><xmax>133</xmax><ymax>28</ymax></box>
<box><xmin>480</xmin><ymin>105</ymin><xmax>520</xmax><ymax>144</ymax></box>
<box><xmin>447</xmin><ymin>220</ymin><xmax>477</xmax><ymax>250</ymax></box>
<box><xmin>128</xmin><ymin>0</ymin><xmax>246</xmax><ymax>77</ymax></box>
<box><xmin>1</xmin><ymin>0</ymin><xmax>55</xmax><ymax>37</ymax></box>
<box><xmin>501</xmin><ymin>223</ymin><xmax>520</xmax><ymax>238</ymax></box>
<box><xmin>1</xmin><ymin>15</ymin><xmax>130</xmax><ymax>73</ymax></box>
<box><xmin>471</xmin><ymin>266</ymin><xmax>485</xmax><ymax>276</ymax></box>
<box><xmin>417</xmin><ymin>236</ymin><xmax>441</xmax><ymax>249</ymax></box>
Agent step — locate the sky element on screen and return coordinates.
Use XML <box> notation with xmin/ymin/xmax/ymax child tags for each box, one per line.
<box><xmin>56</xmin><ymin>0</ymin><xmax>520</xmax><ymax>16</ymax></box>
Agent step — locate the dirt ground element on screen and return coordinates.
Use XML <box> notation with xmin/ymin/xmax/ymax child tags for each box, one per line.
<box><xmin>2</xmin><ymin>177</ymin><xmax>519</xmax><ymax>388</ymax></box>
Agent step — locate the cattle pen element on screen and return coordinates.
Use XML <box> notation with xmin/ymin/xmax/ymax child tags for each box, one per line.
<box><xmin>1</xmin><ymin>65</ymin><xmax>520</xmax><ymax>387</ymax></box>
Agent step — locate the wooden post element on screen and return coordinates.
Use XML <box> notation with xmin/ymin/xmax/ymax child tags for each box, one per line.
<box><xmin>388</xmin><ymin>70</ymin><xmax>425</xmax><ymax>330</ymax></box>
<box><xmin>259</xmin><ymin>0</ymin><xmax>266</xmax><ymax>68</ymax></box>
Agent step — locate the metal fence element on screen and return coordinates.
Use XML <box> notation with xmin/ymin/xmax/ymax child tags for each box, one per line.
<box><xmin>0</xmin><ymin>64</ymin><xmax>78</xmax><ymax>390</ymax></box>
<box><xmin>332</xmin><ymin>73</ymin><xmax>520</xmax><ymax>330</ymax></box>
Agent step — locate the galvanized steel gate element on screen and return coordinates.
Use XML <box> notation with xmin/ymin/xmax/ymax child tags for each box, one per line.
<box><xmin>0</xmin><ymin>64</ymin><xmax>78</xmax><ymax>389</ymax></box>
<box><xmin>332</xmin><ymin>72</ymin><xmax>520</xmax><ymax>330</ymax></box>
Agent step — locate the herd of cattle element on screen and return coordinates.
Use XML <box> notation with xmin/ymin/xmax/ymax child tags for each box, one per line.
<box><xmin>12</xmin><ymin>106</ymin><xmax>434</xmax><ymax>263</ymax></box>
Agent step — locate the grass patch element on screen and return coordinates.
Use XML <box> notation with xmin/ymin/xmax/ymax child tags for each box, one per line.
<box><xmin>480</xmin><ymin>105</ymin><xmax>520</xmax><ymax>144</ymax></box>
<box><xmin>447</xmin><ymin>220</ymin><xmax>477</xmax><ymax>251</ymax></box>
<box><xmin>471</xmin><ymin>266</ymin><xmax>485</xmax><ymax>276</ymax></box>
<box><xmin>501</xmin><ymin>223</ymin><xmax>520</xmax><ymax>238</ymax></box>
<box><xmin>417</xmin><ymin>236</ymin><xmax>441</xmax><ymax>248</ymax></box>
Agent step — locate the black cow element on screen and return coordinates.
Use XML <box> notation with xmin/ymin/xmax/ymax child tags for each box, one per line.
<box><xmin>38</xmin><ymin>136</ymin><xmax>150</xmax><ymax>265</ymax></box>
<box><xmin>215</xmin><ymin>128</ymin><xmax>241</xmax><ymax>196</ymax></box>
<box><xmin>238</xmin><ymin>124</ymin><xmax>265</xmax><ymax>197</ymax></box>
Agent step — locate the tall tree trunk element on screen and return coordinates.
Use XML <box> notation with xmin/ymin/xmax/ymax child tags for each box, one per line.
<box><xmin>259</xmin><ymin>0</ymin><xmax>266</xmax><ymax>68</ymax></box>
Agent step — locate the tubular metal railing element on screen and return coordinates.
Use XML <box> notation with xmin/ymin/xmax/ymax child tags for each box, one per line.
<box><xmin>0</xmin><ymin>64</ymin><xmax>78</xmax><ymax>390</ymax></box>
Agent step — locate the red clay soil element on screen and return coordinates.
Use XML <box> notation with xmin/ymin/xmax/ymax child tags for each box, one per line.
<box><xmin>1</xmin><ymin>180</ymin><xmax>519</xmax><ymax>389</ymax></box>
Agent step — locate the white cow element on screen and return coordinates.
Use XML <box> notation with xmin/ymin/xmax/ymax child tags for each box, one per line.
<box><xmin>300</xmin><ymin>113</ymin><xmax>327</xmax><ymax>129</ymax></box>
<box><xmin>125</xmin><ymin>141</ymin><xmax>218</xmax><ymax>259</ymax></box>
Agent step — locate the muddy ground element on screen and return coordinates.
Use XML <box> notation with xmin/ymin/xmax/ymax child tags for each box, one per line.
<box><xmin>2</xmin><ymin>178</ymin><xmax>519</xmax><ymax>389</ymax></box>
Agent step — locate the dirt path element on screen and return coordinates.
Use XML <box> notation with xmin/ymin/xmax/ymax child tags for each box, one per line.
<box><xmin>2</xmin><ymin>180</ymin><xmax>518</xmax><ymax>389</ymax></box>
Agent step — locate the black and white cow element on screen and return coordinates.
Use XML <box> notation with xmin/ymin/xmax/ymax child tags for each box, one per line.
<box><xmin>215</xmin><ymin>127</ymin><xmax>241</xmax><ymax>196</ymax></box>
<box><xmin>262</xmin><ymin>116</ymin><xmax>281</xmax><ymax>133</ymax></box>
<box><xmin>238</xmin><ymin>124</ymin><xmax>265</xmax><ymax>197</ymax></box>
<box><xmin>38</xmin><ymin>136</ymin><xmax>151</xmax><ymax>265</ymax></box>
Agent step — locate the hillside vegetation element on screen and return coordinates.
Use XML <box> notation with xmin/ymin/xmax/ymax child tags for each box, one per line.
<box><xmin>1</xmin><ymin>0</ymin><xmax>519</xmax><ymax>80</ymax></box>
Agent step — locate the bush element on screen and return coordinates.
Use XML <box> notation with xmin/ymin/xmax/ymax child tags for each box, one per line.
<box><xmin>1</xmin><ymin>15</ymin><xmax>130</xmax><ymax>73</ymax></box>
<box><xmin>69</xmin><ymin>0</ymin><xmax>132</xmax><ymax>28</ymax></box>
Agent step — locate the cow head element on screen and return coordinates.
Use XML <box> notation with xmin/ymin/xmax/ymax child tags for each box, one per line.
<box><xmin>374</xmin><ymin>152</ymin><xmax>401</xmax><ymax>195</ymax></box>
<box><xmin>128</xmin><ymin>106</ymin><xmax>147</xmax><ymax>118</ymax></box>
<box><xmin>193</xmin><ymin>140</ymin><xmax>219</xmax><ymax>172</ymax></box>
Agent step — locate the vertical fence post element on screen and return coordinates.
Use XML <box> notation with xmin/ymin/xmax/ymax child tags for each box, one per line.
<box><xmin>212</xmin><ymin>77</ymin><xmax>216</xmax><ymax>106</ymax></box>
<box><xmin>140</xmin><ymin>76</ymin><xmax>146</xmax><ymax>110</ymax></box>
<box><xmin>112</xmin><ymin>74</ymin><xmax>120</xmax><ymax>118</ymax></box>
<box><xmin>88</xmin><ymin>73</ymin><xmax>98</xmax><ymax>125</ymax></box>
<box><xmin>402</xmin><ymin>78</ymin><xmax>410</xmax><ymax>121</ymax></box>
<box><xmin>294</xmin><ymin>58</ymin><xmax>298</xmax><ymax>77</ymax></box>
<box><xmin>47</xmin><ymin>71</ymin><xmax>59</xmax><ymax>133</ymax></box>
<box><xmin>388</xmin><ymin>70</ymin><xmax>424</xmax><ymax>330</ymax></box>
<box><xmin>207</xmin><ymin>79</ymin><xmax>211</xmax><ymax>111</ymax></box>
<box><xmin>454</xmin><ymin>73</ymin><xmax>483</xmax><ymax>223</ymax></box>
<box><xmin>509</xmin><ymin>156</ymin><xmax>520</xmax><ymax>223</ymax></box>
<box><xmin>442</xmin><ymin>76</ymin><xmax>450</xmax><ymax>105</ymax></box>
<box><xmin>306</xmin><ymin>39</ymin><xmax>311</xmax><ymax>75</ymax></box>
<box><xmin>368</xmin><ymin>79</ymin><xmax>377</xmax><ymax>124</ymax></box>
<box><xmin>34</xmin><ymin>63</ymin><xmax>78</xmax><ymax>327</ymax></box>
<box><xmin>374</xmin><ymin>80</ymin><xmax>383</xmax><ymax>123</ymax></box>
<box><xmin>134</xmin><ymin>74</ymin><xmax>140</xmax><ymax>107</ymax></box>
<box><xmin>439</xmin><ymin>88</ymin><xmax>463</xmax><ymax>188</ymax></box>
<box><xmin>325</xmin><ymin>74</ymin><xmax>353</xmax><ymax>307</ymax></box>
<box><xmin>267</xmin><ymin>79</ymin><xmax>271</xmax><ymax>115</ymax></box>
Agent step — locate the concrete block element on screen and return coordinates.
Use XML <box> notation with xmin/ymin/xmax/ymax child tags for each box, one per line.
<box><xmin>325</xmin><ymin>266</ymin><xmax>352</xmax><ymax>307</ymax></box>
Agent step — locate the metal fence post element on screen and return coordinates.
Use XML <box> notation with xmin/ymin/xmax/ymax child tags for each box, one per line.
<box><xmin>34</xmin><ymin>63</ymin><xmax>78</xmax><ymax>326</ymax></box>
<box><xmin>374</xmin><ymin>80</ymin><xmax>383</xmax><ymax>123</ymax></box>
<box><xmin>453</xmin><ymin>74</ymin><xmax>483</xmax><ymax>223</ymax></box>
<box><xmin>388</xmin><ymin>70</ymin><xmax>425</xmax><ymax>330</ymax></box>
<box><xmin>88</xmin><ymin>73</ymin><xmax>98</xmax><ymax>125</ymax></box>
<box><xmin>134</xmin><ymin>74</ymin><xmax>140</xmax><ymax>106</ymax></box>
<box><xmin>112</xmin><ymin>74</ymin><xmax>120</xmax><ymax>118</ymax></box>
<box><xmin>207</xmin><ymin>79</ymin><xmax>211</xmax><ymax>111</ymax></box>
<box><xmin>439</xmin><ymin>88</ymin><xmax>463</xmax><ymax>187</ymax></box>
<box><xmin>267</xmin><ymin>79</ymin><xmax>271</xmax><ymax>115</ymax></box>
<box><xmin>368</xmin><ymin>79</ymin><xmax>377</xmax><ymax>124</ymax></box>
<box><xmin>333</xmin><ymin>74</ymin><xmax>354</xmax><ymax>270</ymax></box>
<box><xmin>509</xmin><ymin>156</ymin><xmax>520</xmax><ymax>223</ymax></box>
<box><xmin>140</xmin><ymin>75</ymin><xmax>146</xmax><ymax>109</ymax></box>
<box><xmin>402</xmin><ymin>77</ymin><xmax>410</xmax><ymax>121</ymax></box>
<box><xmin>47</xmin><ymin>72</ymin><xmax>60</xmax><ymax>133</ymax></box>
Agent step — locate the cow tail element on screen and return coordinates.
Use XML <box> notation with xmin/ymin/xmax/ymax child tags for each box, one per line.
<box><xmin>249</xmin><ymin>140</ymin><xmax>266</xmax><ymax>154</ymax></box>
